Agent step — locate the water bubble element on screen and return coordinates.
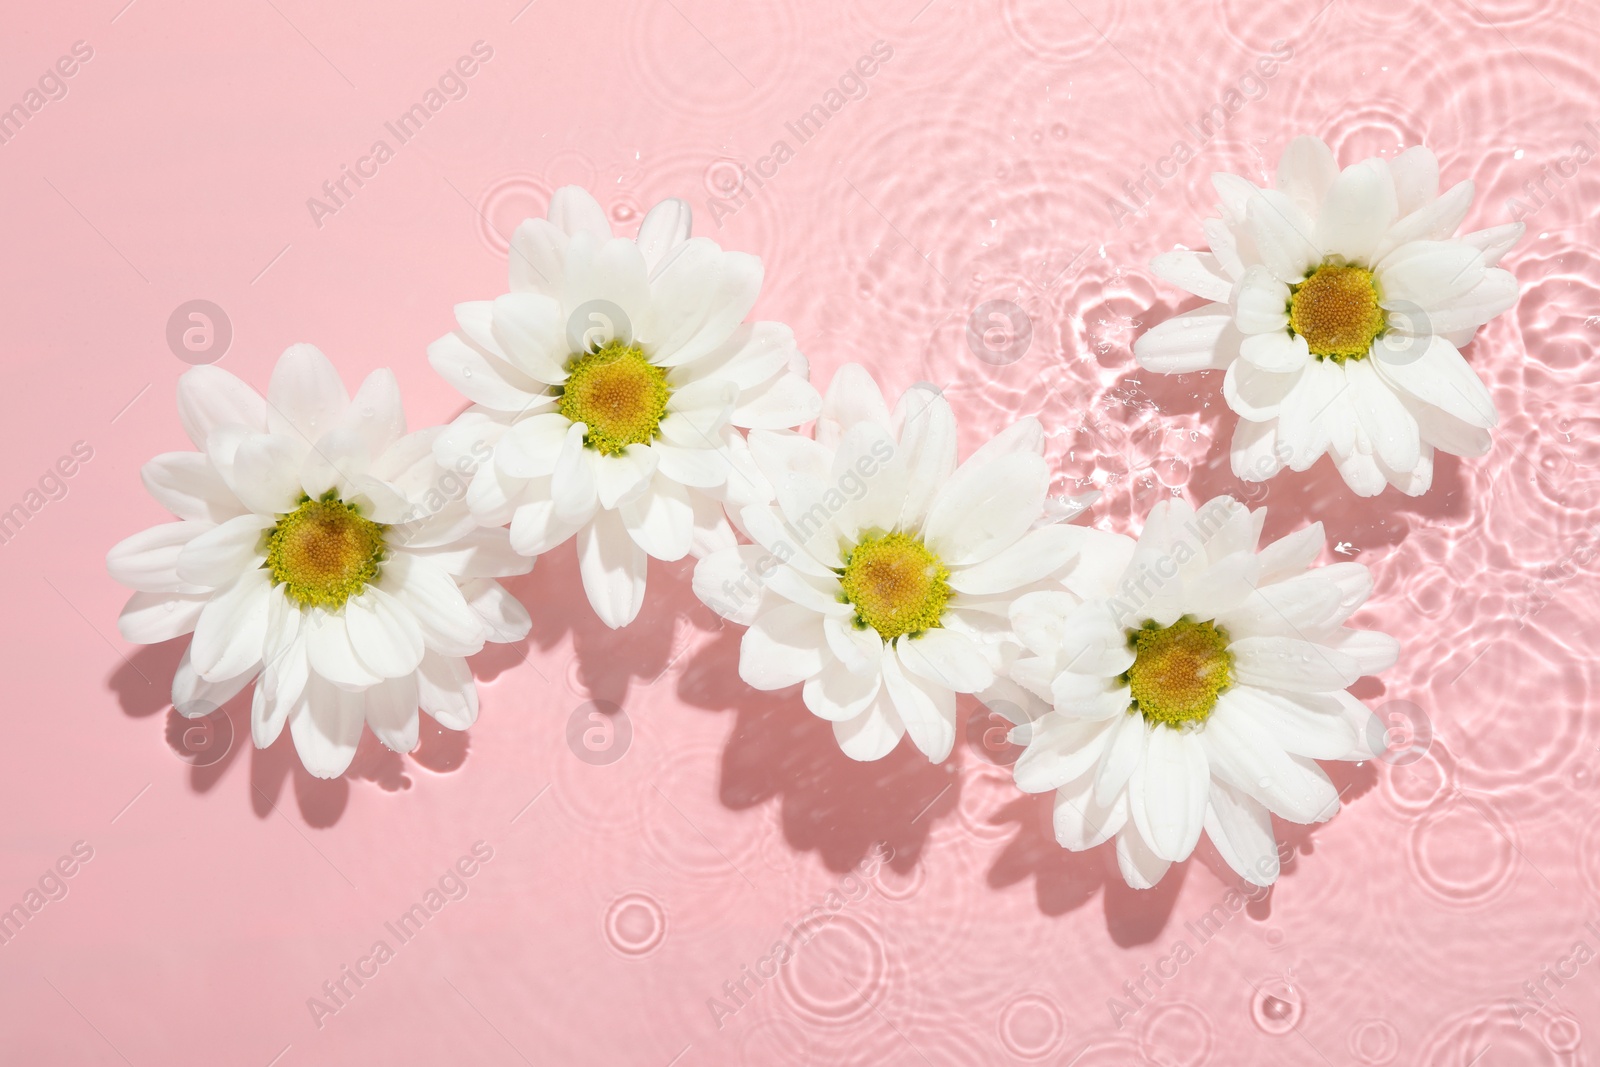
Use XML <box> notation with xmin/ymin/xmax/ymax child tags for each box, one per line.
<box><xmin>1543</xmin><ymin>1013</ymin><xmax>1580</xmax><ymax>1053</ymax></box>
<box><xmin>1348</xmin><ymin>1017</ymin><xmax>1400</xmax><ymax>1064</ymax></box>
<box><xmin>603</xmin><ymin>891</ymin><xmax>666</xmax><ymax>957</ymax></box>
<box><xmin>998</xmin><ymin>993</ymin><xmax>1065</xmax><ymax>1060</ymax></box>
<box><xmin>1250</xmin><ymin>979</ymin><xmax>1303</xmax><ymax>1035</ymax></box>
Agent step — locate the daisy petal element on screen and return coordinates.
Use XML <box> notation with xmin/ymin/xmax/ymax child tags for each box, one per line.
<box><xmin>1228</xmin><ymin>687</ymin><xmax>1358</xmax><ymax>760</ymax></box>
<box><xmin>947</xmin><ymin>524</ymin><xmax>1078</xmax><ymax>595</ymax></box>
<box><xmin>289</xmin><ymin>675</ymin><xmax>365</xmax><ymax>779</ymax></box>
<box><xmin>365</xmin><ymin>672</ymin><xmax>421</xmax><ymax>754</ymax></box>
<box><xmin>141</xmin><ymin>452</ymin><xmax>244</xmax><ymax>523</ymax></box>
<box><xmin>190</xmin><ymin>569</ymin><xmax>272</xmax><ymax>681</ymax></box>
<box><xmin>1054</xmin><ymin>777</ymin><xmax>1128</xmax><ymax>851</ymax></box>
<box><xmin>1134</xmin><ymin>303</ymin><xmax>1240</xmax><ymax>373</ymax></box>
<box><xmin>548</xmin><ymin>185</ymin><xmax>612</xmax><ymax>239</ymax></box>
<box><xmin>177</xmin><ymin>365</ymin><xmax>267</xmax><ymax>448</ymax></box>
<box><xmin>1137</xmin><ymin>727</ymin><xmax>1209</xmax><ymax>862</ymax></box>
<box><xmin>740</xmin><ymin>602</ymin><xmax>826</xmax><ymax>689</ymax></box>
<box><xmin>1205</xmin><ymin>694</ymin><xmax>1340</xmax><ymax>822</ymax></box>
<box><xmin>1094</xmin><ymin>713</ymin><xmax>1149</xmax><ymax>808</ymax></box>
<box><xmin>108</xmin><ymin>521</ymin><xmax>212</xmax><ymax>593</ymax></box>
<box><xmin>1150</xmin><ymin>250</ymin><xmax>1234</xmax><ymax>303</ymax></box>
<box><xmin>490</xmin><ymin>293</ymin><xmax>569</xmax><ymax>384</ymax></box>
<box><xmin>1223</xmin><ymin>359</ymin><xmax>1299</xmax><ymax>423</ymax></box>
<box><xmin>832</xmin><ymin>695</ymin><xmax>904</xmax><ymax>761</ymax></box>
<box><xmin>1230</xmin><ymin>418</ymin><xmax>1287</xmax><ymax>484</ymax></box>
<box><xmin>1344</xmin><ymin>358</ymin><xmax>1421</xmax><ymax>472</ymax></box>
<box><xmin>427</xmin><ymin>331</ymin><xmax>547</xmax><ymax>413</ymax></box>
<box><xmin>1230</xmin><ymin>636</ymin><xmax>1362</xmax><ymax>691</ymax></box>
<box><xmin>882</xmin><ymin>650</ymin><xmax>956</xmax><ymax>761</ymax></box>
<box><xmin>345</xmin><ymin>587</ymin><xmax>426</xmax><ymax>678</ymax></box>
<box><xmin>172</xmin><ymin>645</ymin><xmax>256</xmax><ymax>716</ymax></box>
<box><xmin>1246</xmin><ymin>191</ymin><xmax>1320</xmax><ymax>284</ymax></box>
<box><xmin>1115</xmin><ymin>825</ymin><xmax>1172</xmax><ymax>889</ymax></box>
<box><xmin>119</xmin><ymin>591</ymin><xmax>207</xmax><ymax>644</ymax></box>
<box><xmin>267</xmin><ymin>345</ymin><xmax>348</xmax><ymax>444</ymax></box>
<box><xmin>383</xmin><ymin>553</ymin><xmax>484</xmax><ymax>657</ymax></box>
<box><xmin>619</xmin><ymin>476</ymin><xmax>695</xmax><ymax>562</ymax></box>
<box><xmin>1204</xmin><ymin>780</ymin><xmax>1280</xmax><ymax>886</ymax></box>
<box><xmin>896</xmin><ymin>629</ymin><xmax>994</xmax><ymax>693</ymax></box>
<box><xmin>337</xmin><ymin>369</ymin><xmax>407</xmax><ymax>457</ymax></box>
<box><xmin>733</xmin><ymin>369</ymin><xmax>823</xmax><ymax>430</ymax></box>
<box><xmin>551</xmin><ymin>423</ymin><xmax>601</xmax><ymax>523</ymax></box>
<box><xmin>1371</xmin><ymin>336</ymin><xmax>1496</xmax><ymax>428</ymax></box>
<box><xmin>692</xmin><ymin>545</ymin><xmax>774</xmax><ymax>624</ymax></box>
<box><xmin>895</xmin><ymin>386</ymin><xmax>958</xmax><ymax>531</ymax></box>
<box><xmin>637</xmin><ymin>197</ymin><xmax>692</xmax><ymax>273</ymax></box>
<box><xmin>1275</xmin><ymin>136</ymin><xmax>1338</xmax><ymax>216</ymax></box>
<box><xmin>595</xmin><ymin>445</ymin><xmax>659</xmax><ymax>510</ymax></box>
<box><xmin>576</xmin><ymin>508</ymin><xmax>648</xmax><ymax>629</ymax></box>
<box><xmin>1459</xmin><ymin>223</ymin><xmax>1524</xmax><ymax>267</ymax></box>
<box><xmin>1012</xmin><ymin>715</ymin><xmax>1116</xmax><ymax>793</ymax></box>
<box><xmin>418</xmin><ymin>651</ymin><xmax>479</xmax><ymax>730</ymax></box>
<box><xmin>305</xmin><ymin>611</ymin><xmax>384</xmax><ymax>688</ymax></box>
<box><xmin>802</xmin><ymin>662</ymin><xmax>881</xmax><ymax>722</ymax></box>
<box><xmin>923</xmin><ymin>452</ymin><xmax>1049</xmax><ymax>566</ymax></box>
<box><xmin>508</xmin><ymin>217</ymin><xmax>566</xmax><ymax>296</ymax></box>
<box><xmin>817</xmin><ymin>363</ymin><xmax>891</xmax><ymax>449</ymax></box>
<box><xmin>176</xmin><ymin>513</ymin><xmax>273</xmax><ymax>588</ymax></box>
<box><xmin>1314</xmin><ymin>159</ymin><xmax>1398</xmax><ymax>263</ymax></box>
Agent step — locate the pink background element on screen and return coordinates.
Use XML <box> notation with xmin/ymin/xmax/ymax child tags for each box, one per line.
<box><xmin>2</xmin><ymin>0</ymin><xmax>1598</xmax><ymax>1063</ymax></box>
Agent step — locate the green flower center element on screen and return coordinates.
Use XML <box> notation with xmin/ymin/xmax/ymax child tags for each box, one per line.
<box><xmin>265</xmin><ymin>492</ymin><xmax>387</xmax><ymax>610</ymax></box>
<box><xmin>838</xmin><ymin>532</ymin><xmax>952</xmax><ymax>642</ymax></box>
<box><xmin>1288</xmin><ymin>263</ymin><xmax>1385</xmax><ymax>362</ymax></box>
<box><xmin>1124</xmin><ymin>617</ymin><xmax>1233</xmax><ymax>728</ymax></box>
<box><xmin>557</xmin><ymin>340</ymin><xmax>671</xmax><ymax>455</ymax></box>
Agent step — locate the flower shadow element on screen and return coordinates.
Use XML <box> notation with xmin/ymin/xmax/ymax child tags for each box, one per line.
<box><xmin>676</xmin><ymin>621</ymin><xmax>961</xmax><ymax>877</ymax></box>
<box><xmin>986</xmin><ymin>748</ymin><xmax>1381</xmax><ymax>944</ymax></box>
<box><xmin>108</xmin><ymin>638</ymin><xmax>476</xmax><ymax>827</ymax></box>
<box><xmin>986</xmin><ymin>791</ymin><xmax>1189</xmax><ymax>948</ymax></box>
<box><xmin>472</xmin><ymin>538</ymin><xmax>683</xmax><ymax>708</ymax></box>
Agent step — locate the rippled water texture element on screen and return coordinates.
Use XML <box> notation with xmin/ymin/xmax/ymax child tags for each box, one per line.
<box><xmin>472</xmin><ymin>0</ymin><xmax>1600</xmax><ymax>1050</ymax></box>
<box><xmin>5</xmin><ymin>0</ymin><xmax>1600</xmax><ymax>1063</ymax></box>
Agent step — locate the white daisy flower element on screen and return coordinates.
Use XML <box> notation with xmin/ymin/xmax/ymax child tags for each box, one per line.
<box><xmin>1133</xmin><ymin>136</ymin><xmax>1523</xmax><ymax>497</ymax></box>
<box><xmin>429</xmin><ymin>186</ymin><xmax>822</xmax><ymax>629</ymax></box>
<box><xmin>1005</xmin><ymin>494</ymin><xmax>1394</xmax><ymax>889</ymax></box>
<box><xmin>692</xmin><ymin>365</ymin><xmax>1090</xmax><ymax>763</ymax></box>
<box><xmin>107</xmin><ymin>345</ymin><xmax>533</xmax><ymax>779</ymax></box>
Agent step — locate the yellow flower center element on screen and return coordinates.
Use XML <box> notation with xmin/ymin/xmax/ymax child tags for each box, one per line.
<box><xmin>1124</xmin><ymin>617</ymin><xmax>1233</xmax><ymax>728</ymax></box>
<box><xmin>265</xmin><ymin>492</ymin><xmax>387</xmax><ymax>609</ymax></box>
<box><xmin>557</xmin><ymin>340</ymin><xmax>671</xmax><ymax>456</ymax></box>
<box><xmin>1288</xmin><ymin>264</ymin><xmax>1385</xmax><ymax>363</ymax></box>
<box><xmin>838</xmin><ymin>532</ymin><xmax>952</xmax><ymax>642</ymax></box>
